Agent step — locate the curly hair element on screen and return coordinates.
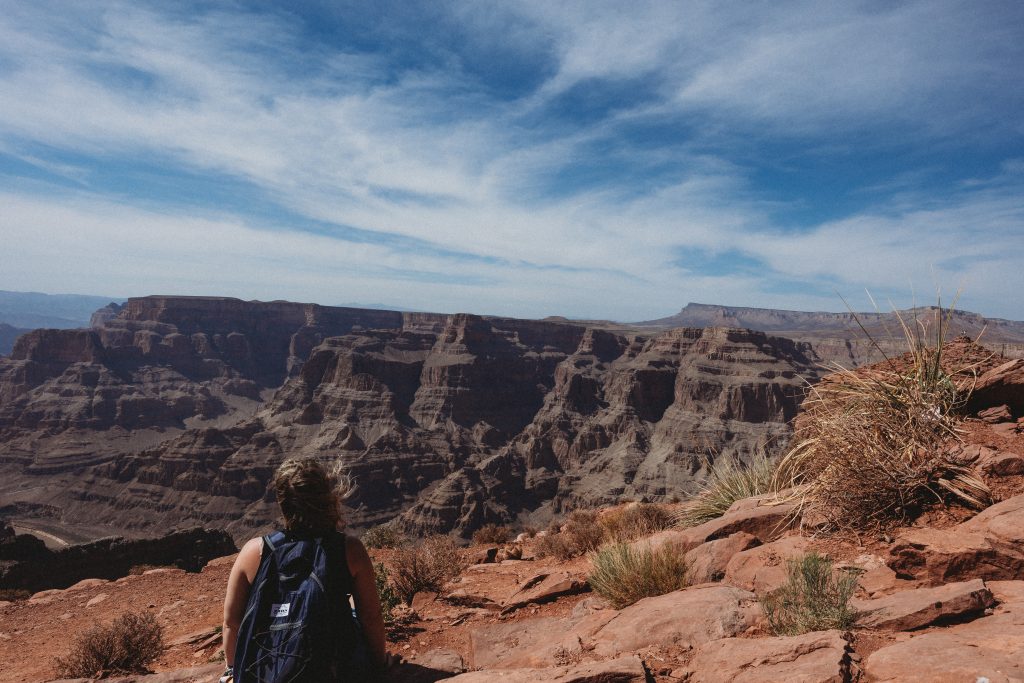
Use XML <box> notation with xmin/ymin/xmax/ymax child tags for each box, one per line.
<box><xmin>272</xmin><ymin>457</ymin><xmax>346</xmax><ymax>536</ymax></box>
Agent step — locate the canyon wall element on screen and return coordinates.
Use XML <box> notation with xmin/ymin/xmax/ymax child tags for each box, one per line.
<box><xmin>0</xmin><ymin>296</ymin><xmax>822</xmax><ymax>541</ymax></box>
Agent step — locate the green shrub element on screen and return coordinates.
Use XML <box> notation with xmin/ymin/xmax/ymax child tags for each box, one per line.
<box><xmin>471</xmin><ymin>523</ymin><xmax>511</xmax><ymax>545</ymax></box>
<box><xmin>759</xmin><ymin>553</ymin><xmax>858</xmax><ymax>636</ymax></box>
<box><xmin>389</xmin><ymin>535</ymin><xmax>465</xmax><ymax>604</ymax></box>
<box><xmin>54</xmin><ymin>611</ymin><xmax>164</xmax><ymax>678</ymax></box>
<box><xmin>587</xmin><ymin>541</ymin><xmax>690</xmax><ymax>609</ymax></box>
<box><xmin>361</xmin><ymin>524</ymin><xmax>405</xmax><ymax>550</ymax></box>
<box><xmin>600</xmin><ymin>503</ymin><xmax>673</xmax><ymax>542</ymax></box>
<box><xmin>374</xmin><ymin>563</ymin><xmax>401</xmax><ymax>631</ymax></box>
<box><xmin>675</xmin><ymin>453</ymin><xmax>779</xmax><ymax>528</ymax></box>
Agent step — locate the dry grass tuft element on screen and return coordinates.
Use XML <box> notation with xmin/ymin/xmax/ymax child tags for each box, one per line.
<box><xmin>388</xmin><ymin>535</ymin><xmax>465</xmax><ymax>604</ymax></box>
<box><xmin>538</xmin><ymin>505</ymin><xmax>674</xmax><ymax>560</ymax></box>
<box><xmin>471</xmin><ymin>523</ymin><xmax>512</xmax><ymax>545</ymax></box>
<box><xmin>776</xmin><ymin>303</ymin><xmax>991</xmax><ymax>530</ymax></box>
<box><xmin>54</xmin><ymin>611</ymin><xmax>164</xmax><ymax>678</ymax></box>
<box><xmin>675</xmin><ymin>453</ymin><xmax>780</xmax><ymax>528</ymax></box>
<box><xmin>760</xmin><ymin>553</ymin><xmax>858</xmax><ymax>635</ymax></box>
<box><xmin>587</xmin><ymin>541</ymin><xmax>690</xmax><ymax>609</ymax></box>
<box><xmin>600</xmin><ymin>503</ymin><xmax>674</xmax><ymax>542</ymax></box>
<box><xmin>536</xmin><ymin>510</ymin><xmax>606</xmax><ymax>560</ymax></box>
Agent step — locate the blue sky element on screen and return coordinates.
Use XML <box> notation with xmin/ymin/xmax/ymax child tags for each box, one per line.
<box><xmin>1</xmin><ymin>1</ymin><xmax>1023</xmax><ymax>321</ymax></box>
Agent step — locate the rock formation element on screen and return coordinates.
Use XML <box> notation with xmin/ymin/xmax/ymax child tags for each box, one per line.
<box><xmin>0</xmin><ymin>523</ymin><xmax>235</xmax><ymax>592</ymax></box>
<box><xmin>0</xmin><ymin>296</ymin><xmax>820</xmax><ymax>541</ymax></box>
<box><xmin>0</xmin><ymin>323</ymin><xmax>30</xmax><ymax>357</ymax></box>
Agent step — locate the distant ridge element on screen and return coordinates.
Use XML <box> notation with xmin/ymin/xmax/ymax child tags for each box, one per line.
<box><xmin>0</xmin><ymin>290</ymin><xmax>124</xmax><ymax>329</ymax></box>
<box><xmin>637</xmin><ymin>302</ymin><xmax>1024</xmax><ymax>345</ymax></box>
<box><xmin>0</xmin><ymin>322</ymin><xmax>30</xmax><ymax>356</ymax></box>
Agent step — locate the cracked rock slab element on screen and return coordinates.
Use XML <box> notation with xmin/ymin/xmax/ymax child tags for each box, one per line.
<box><xmin>680</xmin><ymin>630</ymin><xmax>851</xmax><ymax>683</ymax></box>
<box><xmin>853</xmin><ymin>578</ymin><xmax>994</xmax><ymax>631</ymax></box>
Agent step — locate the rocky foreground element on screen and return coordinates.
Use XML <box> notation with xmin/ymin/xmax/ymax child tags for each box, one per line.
<box><xmin>2</xmin><ymin>357</ymin><xmax>1022</xmax><ymax>683</ymax></box>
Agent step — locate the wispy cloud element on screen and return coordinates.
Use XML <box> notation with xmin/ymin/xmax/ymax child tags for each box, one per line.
<box><xmin>0</xmin><ymin>0</ymin><xmax>1021</xmax><ymax>320</ymax></box>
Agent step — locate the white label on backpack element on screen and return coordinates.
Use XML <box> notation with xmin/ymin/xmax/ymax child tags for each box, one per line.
<box><xmin>271</xmin><ymin>603</ymin><xmax>290</xmax><ymax>618</ymax></box>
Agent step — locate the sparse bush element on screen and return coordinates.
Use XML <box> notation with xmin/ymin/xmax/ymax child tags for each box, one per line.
<box><xmin>389</xmin><ymin>535</ymin><xmax>465</xmax><ymax>604</ymax></box>
<box><xmin>536</xmin><ymin>510</ymin><xmax>605</xmax><ymax>560</ymax></box>
<box><xmin>362</xmin><ymin>524</ymin><xmax>405</xmax><ymax>550</ymax></box>
<box><xmin>777</xmin><ymin>305</ymin><xmax>991</xmax><ymax>529</ymax></box>
<box><xmin>0</xmin><ymin>588</ymin><xmax>30</xmax><ymax>601</ymax></box>
<box><xmin>601</xmin><ymin>503</ymin><xmax>673</xmax><ymax>542</ymax></box>
<box><xmin>675</xmin><ymin>453</ymin><xmax>779</xmax><ymax>528</ymax></box>
<box><xmin>471</xmin><ymin>523</ymin><xmax>511</xmax><ymax>545</ymax></box>
<box><xmin>759</xmin><ymin>553</ymin><xmax>858</xmax><ymax>635</ymax></box>
<box><xmin>54</xmin><ymin>611</ymin><xmax>164</xmax><ymax>678</ymax></box>
<box><xmin>588</xmin><ymin>541</ymin><xmax>690</xmax><ymax>609</ymax></box>
<box><xmin>374</xmin><ymin>563</ymin><xmax>401</xmax><ymax>631</ymax></box>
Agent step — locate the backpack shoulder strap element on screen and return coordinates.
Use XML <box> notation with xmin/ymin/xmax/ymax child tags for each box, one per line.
<box><xmin>264</xmin><ymin>530</ymin><xmax>287</xmax><ymax>551</ymax></box>
<box><xmin>330</xmin><ymin>531</ymin><xmax>355</xmax><ymax>595</ymax></box>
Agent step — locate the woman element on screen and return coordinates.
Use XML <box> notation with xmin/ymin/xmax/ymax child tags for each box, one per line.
<box><xmin>221</xmin><ymin>457</ymin><xmax>388</xmax><ymax>682</ymax></box>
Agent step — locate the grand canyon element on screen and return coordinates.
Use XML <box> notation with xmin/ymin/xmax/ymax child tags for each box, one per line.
<box><xmin>5</xmin><ymin>295</ymin><xmax>1021</xmax><ymax>549</ymax></box>
<box><xmin>1</xmin><ymin>295</ymin><xmax>1023</xmax><ymax>682</ymax></box>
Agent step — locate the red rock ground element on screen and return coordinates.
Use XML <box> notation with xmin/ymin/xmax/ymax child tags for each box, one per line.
<box><xmin>2</xmin><ymin>353</ymin><xmax>1022</xmax><ymax>683</ymax></box>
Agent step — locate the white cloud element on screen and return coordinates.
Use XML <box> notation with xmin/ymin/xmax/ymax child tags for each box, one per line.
<box><xmin>0</xmin><ymin>1</ymin><xmax>1021</xmax><ymax>321</ymax></box>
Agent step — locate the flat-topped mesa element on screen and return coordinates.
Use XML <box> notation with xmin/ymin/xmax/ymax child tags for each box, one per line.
<box><xmin>120</xmin><ymin>295</ymin><xmax>407</xmax><ymax>334</ymax></box>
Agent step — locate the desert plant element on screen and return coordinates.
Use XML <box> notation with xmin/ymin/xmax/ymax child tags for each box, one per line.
<box><xmin>675</xmin><ymin>453</ymin><xmax>779</xmax><ymax>528</ymax></box>
<box><xmin>361</xmin><ymin>524</ymin><xmax>405</xmax><ymax>550</ymax></box>
<box><xmin>0</xmin><ymin>588</ymin><xmax>30</xmax><ymax>601</ymax></box>
<box><xmin>471</xmin><ymin>523</ymin><xmax>511</xmax><ymax>545</ymax></box>
<box><xmin>759</xmin><ymin>552</ymin><xmax>858</xmax><ymax>635</ymax></box>
<box><xmin>53</xmin><ymin>611</ymin><xmax>164</xmax><ymax>678</ymax></box>
<box><xmin>535</xmin><ymin>510</ymin><xmax>606</xmax><ymax>560</ymax></box>
<box><xmin>776</xmin><ymin>303</ymin><xmax>991</xmax><ymax>529</ymax></box>
<box><xmin>587</xmin><ymin>541</ymin><xmax>690</xmax><ymax>609</ymax></box>
<box><xmin>374</xmin><ymin>563</ymin><xmax>401</xmax><ymax>631</ymax></box>
<box><xmin>388</xmin><ymin>535</ymin><xmax>465</xmax><ymax>604</ymax></box>
<box><xmin>600</xmin><ymin>503</ymin><xmax>673</xmax><ymax>542</ymax></box>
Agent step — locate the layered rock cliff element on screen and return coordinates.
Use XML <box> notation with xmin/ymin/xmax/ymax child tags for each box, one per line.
<box><xmin>0</xmin><ymin>296</ymin><xmax>821</xmax><ymax>541</ymax></box>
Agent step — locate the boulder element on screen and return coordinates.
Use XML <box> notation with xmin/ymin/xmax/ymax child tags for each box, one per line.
<box><xmin>853</xmin><ymin>579</ymin><xmax>994</xmax><ymax>631</ymax></box>
<box><xmin>591</xmin><ymin>585</ymin><xmax>761</xmax><ymax>657</ymax></box>
<box><xmin>864</xmin><ymin>611</ymin><xmax>1024</xmax><ymax>682</ymax></box>
<box><xmin>679</xmin><ymin>630</ymin><xmax>851</xmax><ymax>683</ymax></box>
<box><xmin>722</xmin><ymin>536</ymin><xmax>811</xmax><ymax>593</ymax></box>
<box><xmin>980</xmin><ymin>451</ymin><xmax>1024</xmax><ymax>477</ymax></box>
<box><xmin>978</xmin><ymin>404</ymin><xmax>1013</xmax><ymax>423</ymax></box>
<box><xmin>409</xmin><ymin>648</ymin><xmax>466</xmax><ymax>675</ymax></box>
<box><xmin>684</xmin><ymin>532</ymin><xmax>761</xmax><ymax>584</ymax></box>
<box><xmin>888</xmin><ymin>494</ymin><xmax>1024</xmax><ymax>584</ymax></box>
<box><xmin>500</xmin><ymin>571</ymin><xmax>589</xmax><ymax>614</ymax></box>
<box><xmin>637</xmin><ymin>502</ymin><xmax>795</xmax><ymax>555</ymax></box>
<box><xmin>967</xmin><ymin>359</ymin><xmax>1024</xmax><ymax>416</ymax></box>
<box><xmin>444</xmin><ymin>655</ymin><xmax>647</xmax><ymax>682</ymax></box>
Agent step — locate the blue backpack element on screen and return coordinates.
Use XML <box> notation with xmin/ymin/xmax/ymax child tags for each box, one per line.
<box><xmin>233</xmin><ymin>531</ymin><xmax>373</xmax><ymax>683</ymax></box>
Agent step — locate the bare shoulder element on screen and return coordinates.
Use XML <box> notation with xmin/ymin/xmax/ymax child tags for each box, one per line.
<box><xmin>231</xmin><ymin>537</ymin><xmax>263</xmax><ymax>578</ymax></box>
<box><xmin>241</xmin><ymin>536</ymin><xmax>263</xmax><ymax>554</ymax></box>
<box><xmin>343</xmin><ymin>534</ymin><xmax>372</xmax><ymax>575</ymax></box>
